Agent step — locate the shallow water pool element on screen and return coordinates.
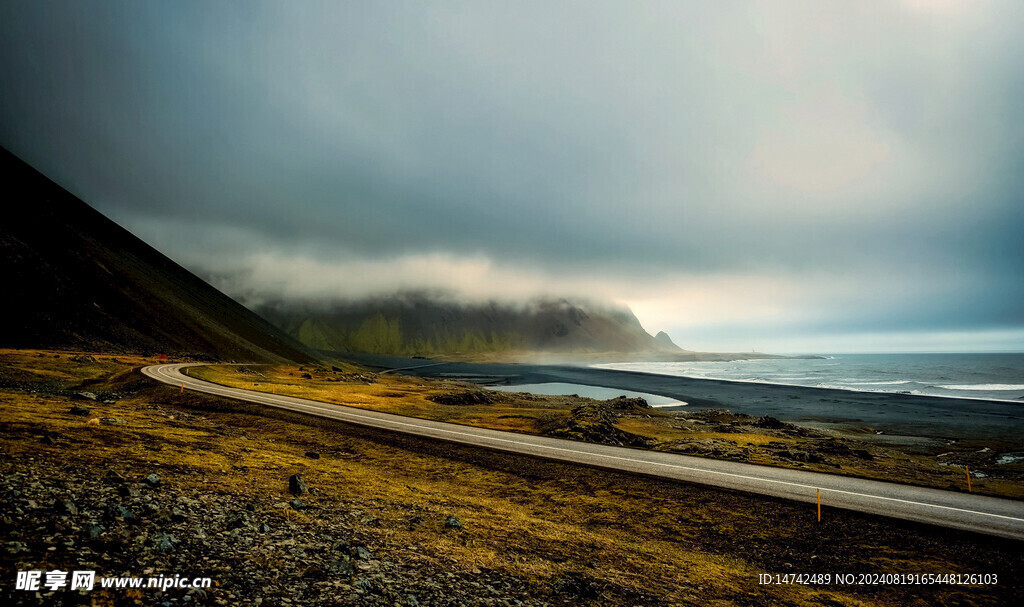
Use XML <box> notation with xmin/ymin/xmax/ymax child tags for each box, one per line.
<box><xmin>487</xmin><ymin>382</ymin><xmax>686</xmax><ymax>408</ymax></box>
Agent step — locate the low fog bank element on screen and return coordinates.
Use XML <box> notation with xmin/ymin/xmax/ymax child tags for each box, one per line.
<box><xmin>235</xmin><ymin>288</ymin><xmax>680</xmax><ymax>358</ymax></box>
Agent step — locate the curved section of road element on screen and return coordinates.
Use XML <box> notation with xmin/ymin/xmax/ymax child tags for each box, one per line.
<box><xmin>143</xmin><ymin>363</ymin><xmax>1024</xmax><ymax>541</ymax></box>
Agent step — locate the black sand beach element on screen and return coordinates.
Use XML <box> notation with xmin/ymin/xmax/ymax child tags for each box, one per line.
<box><xmin>342</xmin><ymin>353</ymin><xmax>1024</xmax><ymax>445</ymax></box>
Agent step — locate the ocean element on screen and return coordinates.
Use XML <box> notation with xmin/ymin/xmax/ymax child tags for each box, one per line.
<box><xmin>592</xmin><ymin>352</ymin><xmax>1024</xmax><ymax>403</ymax></box>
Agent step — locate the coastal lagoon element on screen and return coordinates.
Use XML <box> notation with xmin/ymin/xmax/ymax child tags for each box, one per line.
<box><xmin>488</xmin><ymin>382</ymin><xmax>686</xmax><ymax>408</ymax></box>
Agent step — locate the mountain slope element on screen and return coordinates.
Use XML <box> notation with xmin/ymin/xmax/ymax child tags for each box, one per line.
<box><xmin>0</xmin><ymin>147</ymin><xmax>315</xmax><ymax>363</ymax></box>
<box><xmin>257</xmin><ymin>293</ymin><xmax>678</xmax><ymax>356</ymax></box>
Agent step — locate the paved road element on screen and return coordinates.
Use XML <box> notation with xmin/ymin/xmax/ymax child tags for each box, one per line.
<box><xmin>142</xmin><ymin>363</ymin><xmax>1024</xmax><ymax>541</ymax></box>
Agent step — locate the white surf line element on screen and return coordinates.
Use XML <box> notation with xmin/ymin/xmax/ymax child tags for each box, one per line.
<box><xmin>146</xmin><ymin>365</ymin><xmax>1024</xmax><ymax>525</ymax></box>
<box><xmin>589</xmin><ymin>364</ymin><xmax>1024</xmax><ymax>405</ymax></box>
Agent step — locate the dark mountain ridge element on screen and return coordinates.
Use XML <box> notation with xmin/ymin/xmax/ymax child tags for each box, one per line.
<box><xmin>0</xmin><ymin>147</ymin><xmax>314</xmax><ymax>363</ymax></box>
<box><xmin>256</xmin><ymin>292</ymin><xmax>682</xmax><ymax>357</ymax></box>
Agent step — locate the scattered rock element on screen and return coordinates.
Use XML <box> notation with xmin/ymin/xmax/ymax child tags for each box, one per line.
<box><xmin>753</xmin><ymin>416</ymin><xmax>786</xmax><ymax>429</ymax></box>
<box><xmin>289</xmin><ymin>474</ymin><xmax>308</xmax><ymax>495</ymax></box>
<box><xmin>154</xmin><ymin>533</ymin><xmax>178</xmax><ymax>553</ymax></box>
<box><xmin>300</xmin><ymin>373</ymin><xmax>313</xmax><ymax>380</ymax></box>
<box><xmin>5</xmin><ymin>541</ymin><xmax>26</xmax><ymax>555</ymax></box>
<box><xmin>853</xmin><ymin>449</ymin><xmax>874</xmax><ymax>460</ymax></box>
<box><xmin>112</xmin><ymin>504</ymin><xmax>136</xmax><ymax>521</ymax></box>
<box><xmin>354</xmin><ymin>545</ymin><xmax>372</xmax><ymax>561</ymax></box>
<box><xmin>100</xmin><ymin>417</ymin><xmax>125</xmax><ymax>425</ymax></box>
<box><xmin>444</xmin><ymin>514</ymin><xmax>463</xmax><ymax>529</ymax></box>
<box><xmin>289</xmin><ymin>499</ymin><xmax>307</xmax><ymax>510</ymax></box>
<box><xmin>143</xmin><ymin>473</ymin><xmax>162</xmax><ymax>488</ymax></box>
<box><xmin>543</xmin><ymin>404</ymin><xmax>654</xmax><ymax>448</ymax></box>
<box><xmin>428</xmin><ymin>391</ymin><xmax>494</xmax><ymax>406</ymax></box>
<box><xmin>54</xmin><ymin>499</ymin><xmax>78</xmax><ymax>517</ymax></box>
<box><xmin>117</xmin><ymin>484</ymin><xmax>141</xmax><ymax>498</ymax></box>
<box><xmin>225</xmin><ymin>512</ymin><xmax>250</xmax><ymax>530</ymax></box>
<box><xmin>606</xmin><ymin>396</ymin><xmax>651</xmax><ymax>411</ymax></box>
<box><xmin>69</xmin><ymin>405</ymin><xmax>92</xmax><ymax>416</ymax></box>
<box><xmin>815</xmin><ymin>440</ymin><xmax>854</xmax><ymax>456</ymax></box>
<box><xmin>327</xmin><ymin>557</ymin><xmax>354</xmax><ymax>576</ymax></box>
<box><xmin>778</xmin><ymin>449</ymin><xmax>825</xmax><ymax>464</ymax></box>
<box><xmin>305</xmin><ymin>451</ymin><xmax>321</xmax><ymax>460</ymax></box>
<box><xmin>354</xmin><ymin>576</ymin><xmax>376</xmax><ymax>594</ymax></box>
<box><xmin>551</xmin><ymin>572</ymin><xmax>601</xmax><ymax>599</ymax></box>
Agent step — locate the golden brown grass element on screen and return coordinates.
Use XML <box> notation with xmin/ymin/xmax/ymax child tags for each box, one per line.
<box><xmin>2</xmin><ymin>349</ymin><xmax>1022</xmax><ymax>605</ymax></box>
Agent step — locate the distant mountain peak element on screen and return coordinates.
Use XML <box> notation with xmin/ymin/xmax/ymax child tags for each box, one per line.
<box><xmin>655</xmin><ymin>331</ymin><xmax>682</xmax><ymax>351</ymax></box>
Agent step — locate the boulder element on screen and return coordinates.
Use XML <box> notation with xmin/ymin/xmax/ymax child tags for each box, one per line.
<box><xmin>289</xmin><ymin>474</ymin><xmax>308</xmax><ymax>495</ymax></box>
<box><xmin>753</xmin><ymin>416</ymin><xmax>786</xmax><ymax>429</ymax></box>
<box><xmin>154</xmin><ymin>533</ymin><xmax>178</xmax><ymax>553</ymax></box>
<box><xmin>54</xmin><ymin>499</ymin><xmax>78</xmax><ymax>517</ymax></box>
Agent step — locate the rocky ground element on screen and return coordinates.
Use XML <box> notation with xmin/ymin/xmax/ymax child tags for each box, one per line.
<box><xmin>0</xmin><ymin>456</ymin><xmax>555</xmax><ymax>606</ymax></box>
<box><xmin>656</xmin><ymin>410</ymin><xmax>868</xmax><ymax>464</ymax></box>
<box><xmin>539</xmin><ymin>397</ymin><xmax>655</xmax><ymax>448</ymax></box>
<box><xmin>0</xmin><ymin>352</ymin><xmax>669</xmax><ymax>606</ymax></box>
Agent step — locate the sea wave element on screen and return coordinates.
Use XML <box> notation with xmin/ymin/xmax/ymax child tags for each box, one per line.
<box><xmin>816</xmin><ymin>383</ymin><xmax>923</xmax><ymax>394</ymax></box>
<box><xmin>939</xmin><ymin>384</ymin><xmax>1024</xmax><ymax>391</ymax></box>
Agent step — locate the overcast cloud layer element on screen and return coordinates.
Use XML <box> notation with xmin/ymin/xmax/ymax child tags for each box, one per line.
<box><xmin>2</xmin><ymin>1</ymin><xmax>1022</xmax><ymax>353</ymax></box>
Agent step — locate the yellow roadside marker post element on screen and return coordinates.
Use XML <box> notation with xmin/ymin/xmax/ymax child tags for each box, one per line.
<box><xmin>817</xmin><ymin>489</ymin><xmax>821</xmax><ymax>522</ymax></box>
<box><xmin>966</xmin><ymin>466</ymin><xmax>972</xmax><ymax>492</ymax></box>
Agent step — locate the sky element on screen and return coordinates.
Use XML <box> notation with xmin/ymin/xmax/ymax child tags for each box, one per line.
<box><xmin>2</xmin><ymin>1</ymin><xmax>1022</xmax><ymax>354</ymax></box>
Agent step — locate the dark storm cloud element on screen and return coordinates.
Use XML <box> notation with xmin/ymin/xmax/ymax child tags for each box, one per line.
<box><xmin>2</xmin><ymin>1</ymin><xmax>1022</xmax><ymax>351</ymax></box>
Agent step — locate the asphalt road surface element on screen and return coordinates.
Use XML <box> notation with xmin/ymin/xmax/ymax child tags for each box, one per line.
<box><xmin>142</xmin><ymin>363</ymin><xmax>1024</xmax><ymax>541</ymax></box>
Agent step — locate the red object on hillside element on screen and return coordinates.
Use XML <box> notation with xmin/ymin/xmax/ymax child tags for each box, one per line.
<box><xmin>158</xmin><ymin>354</ymin><xmax>167</xmax><ymax>361</ymax></box>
